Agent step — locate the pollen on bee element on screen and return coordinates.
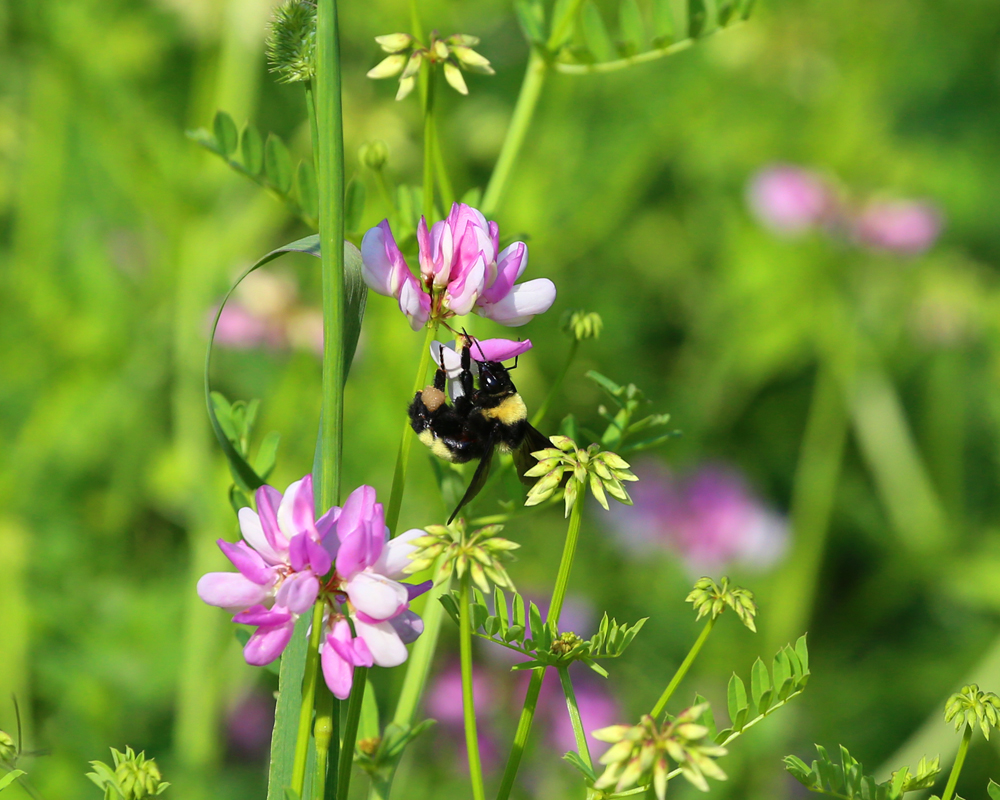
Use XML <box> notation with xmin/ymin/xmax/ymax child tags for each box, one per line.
<box><xmin>421</xmin><ymin>386</ymin><xmax>446</xmax><ymax>412</ymax></box>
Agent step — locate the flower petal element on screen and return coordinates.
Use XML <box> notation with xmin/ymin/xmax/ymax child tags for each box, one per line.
<box><xmin>232</xmin><ymin>605</ymin><xmax>293</xmax><ymax>626</ymax></box>
<box><xmin>388</xmin><ymin>610</ymin><xmax>425</xmax><ymax>645</ymax></box>
<box><xmin>347</xmin><ymin>572</ymin><xmax>409</xmax><ymax>621</ymax></box>
<box><xmin>446</xmin><ymin>254</ymin><xmax>486</xmax><ymax>316</ymax></box>
<box><xmin>274</xmin><ymin>571</ymin><xmax>319</xmax><ymax>615</ymax></box>
<box><xmin>398</xmin><ymin>275</ymin><xmax>431</xmax><ymax>330</ymax></box>
<box><xmin>288</xmin><ymin>533</ymin><xmax>310</xmax><ymax>572</ymax></box>
<box><xmin>306</xmin><ymin>535</ymin><xmax>332</xmax><ymax>576</ymax></box>
<box><xmin>360</xmin><ymin>220</ymin><xmax>410</xmax><ymax>297</ymax></box>
<box><xmin>217</xmin><ymin>539</ymin><xmax>273</xmax><ymax>585</ymax></box>
<box><xmin>471</xmin><ymin>338</ymin><xmax>532</xmax><ymax>363</ymax></box>
<box><xmin>336</xmin><ymin>486</ymin><xmax>385</xmax><ymax>576</ymax></box>
<box><xmin>197</xmin><ymin>572</ymin><xmax>272</xmax><ymax>610</ymax></box>
<box><xmin>245</xmin><ymin>621</ymin><xmax>295</xmax><ymax>666</ymax></box>
<box><xmin>353</xmin><ymin>617</ymin><xmax>409</xmax><ymax>667</ymax></box>
<box><xmin>478</xmin><ymin>278</ymin><xmax>556</xmax><ymax>327</ymax></box>
<box><xmin>256</xmin><ymin>485</ymin><xmax>289</xmax><ymax>551</ymax></box>
<box><xmin>373</xmin><ymin>528</ymin><xmax>426</xmax><ymax>578</ymax></box>
<box><xmin>238</xmin><ymin>507</ymin><xmax>284</xmax><ymax>565</ymax></box>
<box><xmin>406</xmin><ymin>580</ymin><xmax>432</xmax><ymax>601</ymax></box>
<box><xmin>480</xmin><ymin>241</ymin><xmax>527</xmax><ymax>304</ymax></box>
<box><xmin>321</xmin><ymin>635</ymin><xmax>354</xmax><ymax>699</ymax></box>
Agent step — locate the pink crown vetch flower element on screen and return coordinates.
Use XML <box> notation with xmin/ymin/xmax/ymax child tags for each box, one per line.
<box><xmin>198</xmin><ymin>477</ymin><xmax>431</xmax><ymax>699</ymax></box>
<box><xmin>360</xmin><ymin>203</ymin><xmax>557</xmax><ymax>330</ymax></box>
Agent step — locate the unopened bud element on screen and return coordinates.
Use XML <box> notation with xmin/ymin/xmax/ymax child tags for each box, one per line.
<box><xmin>561</xmin><ymin>309</ymin><xmax>604</xmax><ymax>341</ymax></box>
<box><xmin>375</xmin><ymin>33</ymin><xmax>413</xmax><ymax>53</ymax></box>
<box><xmin>358</xmin><ymin>736</ymin><xmax>381</xmax><ymax>756</ymax></box>
<box><xmin>359</xmin><ymin>141</ymin><xmax>389</xmax><ymax>171</ymax></box>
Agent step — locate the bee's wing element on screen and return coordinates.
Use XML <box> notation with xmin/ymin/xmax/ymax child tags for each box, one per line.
<box><xmin>513</xmin><ymin>423</ymin><xmax>551</xmax><ymax>486</ymax></box>
<box><xmin>448</xmin><ymin>437</ymin><xmax>495</xmax><ymax>524</ymax></box>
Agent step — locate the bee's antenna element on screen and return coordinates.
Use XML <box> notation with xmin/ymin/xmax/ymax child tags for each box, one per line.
<box><xmin>435</xmin><ymin>342</ymin><xmax>446</xmax><ymax>369</ymax></box>
<box><xmin>462</xmin><ymin>329</ymin><xmax>488</xmax><ymax>362</ymax></box>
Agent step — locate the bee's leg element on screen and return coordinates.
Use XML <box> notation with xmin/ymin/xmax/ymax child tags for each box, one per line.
<box><xmin>433</xmin><ymin>365</ymin><xmax>447</xmax><ymax>392</ymax></box>
<box><xmin>458</xmin><ymin>342</ymin><xmax>475</xmax><ymax>398</ymax></box>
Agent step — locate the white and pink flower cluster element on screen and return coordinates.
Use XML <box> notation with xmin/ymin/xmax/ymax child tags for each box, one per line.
<box><xmin>197</xmin><ymin>476</ymin><xmax>430</xmax><ymax>699</ymax></box>
<box><xmin>747</xmin><ymin>164</ymin><xmax>942</xmax><ymax>255</ymax></box>
<box><xmin>361</xmin><ymin>203</ymin><xmax>557</xmax><ymax>330</ymax></box>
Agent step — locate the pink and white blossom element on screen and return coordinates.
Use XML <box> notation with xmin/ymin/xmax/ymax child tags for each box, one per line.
<box><xmin>198</xmin><ymin>477</ymin><xmax>430</xmax><ymax>699</ymax></box>
<box><xmin>853</xmin><ymin>199</ymin><xmax>942</xmax><ymax>255</ymax></box>
<box><xmin>746</xmin><ymin>165</ymin><xmax>836</xmax><ymax>235</ymax></box>
<box><xmin>360</xmin><ymin>203</ymin><xmax>556</xmax><ymax>329</ymax></box>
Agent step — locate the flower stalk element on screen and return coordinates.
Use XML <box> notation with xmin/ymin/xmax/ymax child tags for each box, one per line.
<box><xmin>292</xmin><ymin>601</ymin><xmax>328</xmax><ymax>794</ymax></box>
<box><xmin>314</xmin><ymin>685</ymin><xmax>338</xmax><ymax>799</ymax></box>
<box><xmin>650</xmin><ymin>618</ymin><xmax>715</xmax><ymax>719</ymax></box>
<box><xmin>337</xmin><ymin>668</ymin><xmax>367</xmax><ymax>800</ymax></box>
<box><xmin>459</xmin><ymin>575</ymin><xmax>487</xmax><ymax>800</ymax></box>
<box><xmin>940</xmin><ymin>723</ymin><xmax>972</xmax><ymax>800</ymax></box>
<box><xmin>557</xmin><ymin>666</ymin><xmax>594</xmax><ymax>772</ymax></box>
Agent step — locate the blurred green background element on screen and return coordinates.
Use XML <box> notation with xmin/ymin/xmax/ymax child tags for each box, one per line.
<box><xmin>2</xmin><ymin>0</ymin><xmax>1000</xmax><ymax>797</ymax></box>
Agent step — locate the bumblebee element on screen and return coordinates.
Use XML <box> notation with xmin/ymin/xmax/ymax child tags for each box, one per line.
<box><xmin>409</xmin><ymin>337</ymin><xmax>549</xmax><ymax>523</ymax></box>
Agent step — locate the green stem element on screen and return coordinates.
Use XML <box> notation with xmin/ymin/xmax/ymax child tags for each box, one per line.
<box><xmin>460</xmin><ymin>577</ymin><xmax>487</xmax><ymax>800</ymax></box>
<box><xmin>407</xmin><ymin>0</ymin><xmax>424</xmax><ymax>41</ymax></box>
<box><xmin>496</xmin><ymin>496</ymin><xmax>586</xmax><ymax>800</ymax></box>
<box><xmin>368</xmin><ymin>574</ymin><xmax>453</xmax><ymax>800</ymax></box>
<box><xmin>337</xmin><ymin>668</ymin><xmax>367</xmax><ymax>800</ymax></box>
<box><xmin>421</xmin><ymin>67</ymin><xmax>436</xmax><ymax>220</ymax></box>
<box><xmin>431</xmin><ymin>116</ymin><xmax>455</xmax><ymax>210</ymax></box>
<box><xmin>531</xmin><ymin>340</ymin><xmax>579</xmax><ymax>428</ymax></box>
<box><xmin>557</xmin><ymin>667</ymin><xmax>593</xmax><ymax>771</ymax></box>
<box><xmin>941</xmin><ymin>724</ymin><xmax>972</xmax><ymax>800</ymax></box>
<box><xmin>304</xmin><ymin>80</ymin><xmax>320</xmax><ymax>176</ymax></box>
<box><xmin>650</xmin><ymin>618</ymin><xmax>715</xmax><ymax>719</ymax></box>
<box><xmin>481</xmin><ymin>52</ymin><xmax>546</xmax><ymax>218</ymax></box>
<box><xmin>314</xmin><ymin>685</ymin><xmax>338</xmax><ymax>800</ymax></box>
<box><xmin>385</xmin><ymin>321</ymin><xmax>441</xmax><ymax>534</ymax></box>
<box><xmin>292</xmin><ymin>602</ymin><xmax>328</xmax><ymax>794</ymax></box>
<box><xmin>315</xmin><ymin>0</ymin><xmax>346</xmax><ymax>510</ymax></box>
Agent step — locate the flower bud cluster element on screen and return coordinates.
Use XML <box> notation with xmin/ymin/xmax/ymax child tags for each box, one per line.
<box><xmin>945</xmin><ymin>684</ymin><xmax>1000</xmax><ymax>740</ymax></box>
<box><xmin>561</xmin><ymin>309</ymin><xmax>603</xmax><ymax>341</ymax></box>
<box><xmin>367</xmin><ymin>32</ymin><xmax>494</xmax><ymax>100</ymax></box>
<box><xmin>686</xmin><ymin>576</ymin><xmax>758</xmax><ymax>632</ymax></box>
<box><xmin>87</xmin><ymin>747</ymin><xmax>169</xmax><ymax>799</ymax></box>
<box><xmin>593</xmin><ymin>705</ymin><xmax>728</xmax><ymax>799</ymax></box>
<box><xmin>405</xmin><ymin>519</ymin><xmax>519</xmax><ymax>594</ymax></box>
<box><xmin>524</xmin><ymin>436</ymin><xmax>637</xmax><ymax>517</ymax></box>
<box><xmin>265</xmin><ymin>0</ymin><xmax>317</xmax><ymax>84</ymax></box>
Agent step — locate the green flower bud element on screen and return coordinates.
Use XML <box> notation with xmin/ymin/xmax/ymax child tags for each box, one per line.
<box><xmin>0</xmin><ymin>730</ymin><xmax>15</xmax><ymax>763</ymax></box>
<box><xmin>367</xmin><ymin>53</ymin><xmax>408</xmax><ymax>79</ymax></box>
<box><xmin>375</xmin><ymin>33</ymin><xmax>413</xmax><ymax>53</ymax></box>
<box><xmin>358</xmin><ymin>140</ymin><xmax>389</xmax><ymax>171</ymax></box>
<box><xmin>561</xmin><ymin>309</ymin><xmax>604</xmax><ymax>341</ymax></box>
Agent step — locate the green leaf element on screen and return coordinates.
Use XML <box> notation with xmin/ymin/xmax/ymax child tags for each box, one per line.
<box><xmin>206</xmin><ymin>238</ymin><xmax>366</xmax><ymax>493</ymax></box>
<box><xmin>439</xmin><ymin>592</ymin><xmax>461</xmax><ymax>625</ymax></box>
<box><xmin>284</xmin><ymin>789</ymin><xmax>301</xmax><ymax>800</ymax></box>
<box><xmin>213</xmin><ymin>110</ymin><xmax>239</xmax><ymax>156</ymax></box>
<box><xmin>0</xmin><ymin>771</ymin><xmax>26</xmax><ymax>792</ymax></box>
<box><xmin>514</xmin><ymin>592</ymin><xmax>527</xmax><ymax>628</ymax></box>
<box><xmin>504</xmin><ymin>624</ymin><xmax>525</xmax><ymax>643</ymax></box>
<box><xmin>267</xmin><ymin>615</ymin><xmax>311</xmax><ymax>800</ymax></box>
<box><xmin>514</xmin><ymin>0</ymin><xmax>546</xmax><ymax>44</ymax></box>
<box><xmin>795</xmin><ymin>635</ymin><xmax>809</xmax><ymax>674</ymax></box>
<box><xmin>345</xmin><ymin>178</ymin><xmax>366</xmax><ymax>234</ymax></box>
<box><xmin>254</xmin><ymin>431</ymin><xmax>281</xmax><ymax>480</ymax></box>
<box><xmin>581</xmin><ymin>2</ymin><xmax>614</xmax><ymax>61</ymax></box>
<box><xmin>750</xmin><ymin>658</ymin><xmax>771</xmax><ymax>712</ymax></box>
<box><xmin>727</xmin><ymin>673</ymin><xmax>747</xmax><ymax>725</ymax></box>
<box><xmin>296</xmin><ymin>161</ymin><xmax>318</xmax><ymax>223</ymax></box>
<box><xmin>988</xmin><ymin>780</ymin><xmax>1000</xmax><ymax>800</ymax></box>
<box><xmin>359</xmin><ymin>681</ymin><xmax>380</xmax><ymax>742</ymax></box>
<box><xmin>739</xmin><ymin>0</ymin><xmax>755</xmax><ymax>20</ymax></box>
<box><xmin>485</xmin><ymin>615</ymin><xmax>501</xmax><ymax>636</ymax></box>
<box><xmin>495</xmin><ymin>587</ymin><xmax>509</xmax><ymax>633</ymax></box>
<box><xmin>529</xmin><ymin>602</ymin><xmax>544</xmax><ymax>643</ymax></box>
<box><xmin>241</xmin><ymin>122</ymin><xmax>264</xmax><ymax>175</ymax></box>
<box><xmin>651</xmin><ymin>0</ymin><xmax>675</xmax><ymax>46</ymax></box>
<box><xmin>618</xmin><ymin>0</ymin><xmax>645</xmax><ymax>56</ymax></box>
<box><xmin>773</xmin><ymin>649</ymin><xmax>791</xmax><ymax>696</ymax></box>
<box><xmin>264</xmin><ymin>134</ymin><xmax>294</xmax><ymax>193</ymax></box>
<box><xmin>694</xmin><ymin>693</ymin><xmax>717</xmax><ymax>739</ymax></box>
<box><xmin>688</xmin><ymin>0</ymin><xmax>708</xmax><ymax>37</ymax></box>
<box><xmin>563</xmin><ymin>751</ymin><xmax>597</xmax><ymax>781</ymax></box>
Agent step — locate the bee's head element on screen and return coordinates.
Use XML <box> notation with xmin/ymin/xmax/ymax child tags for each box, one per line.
<box><xmin>478</xmin><ymin>360</ymin><xmax>516</xmax><ymax>395</ymax></box>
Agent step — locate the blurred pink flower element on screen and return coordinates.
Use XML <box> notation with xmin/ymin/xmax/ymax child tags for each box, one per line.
<box><xmin>606</xmin><ymin>460</ymin><xmax>788</xmax><ymax>572</ymax></box>
<box><xmin>746</xmin><ymin>165</ymin><xmax>835</xmax><ymax>235</ymax></box>
<box><xmin>425</xmin><ymin>662</ymin><xmax>501</xmax><ymax>772</ymax></box>
<box><xmin>211</xmin><ymin>269</ymin><xmax>324</xmax><ymax>355</ymax></box>
<box><xmin>853</xmin><ymin>200</ymin><xmax>942</xmax><ymax>255</ymax></box>
<box><xmin>226</xmin><ymin>690</ymin><xmax>274</xmax><ymax>761</ymax></box>
<box><xmin>361</xmin><ymin>203</ymin><xmax>556</xmax><ymax>330</ymax></box>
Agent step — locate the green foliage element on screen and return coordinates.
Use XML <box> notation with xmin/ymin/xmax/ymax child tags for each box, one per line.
<box><xmin>784</xmin><ymin>746</ymin><xmax>941</xmax><ymax>800</ymax></box>
<box><xmin>561</xmin><ymin>309</ymin><xmax>604</xmax><ymax>341</ymax></box>
<box><xmin>0</xmin><ymin>771</ymin><xmax>25</xmax><ymax>793</ymax></box>
<box><xmin>717</xmin><ymin>637</ymin><xmax>809</xmax><ymax>743</ymax></box>
<box><xmin>210</xmin><ymin>393</ymin><xmax>280</xmax><ymax>505</ymax></box>
<box><xmin>583</xmin><ymin>371</ymin><xmax>676</xmax><ymax>454</ymax></box>
<box><xmin>440</xmin><ymin>587</ymin><xmax>646</xmax><ymax>678</ymax></box>
<box><xmin>687</xmin><ymin>576</ymin><xmax>758</xmax><ymax>632</ymax></box>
